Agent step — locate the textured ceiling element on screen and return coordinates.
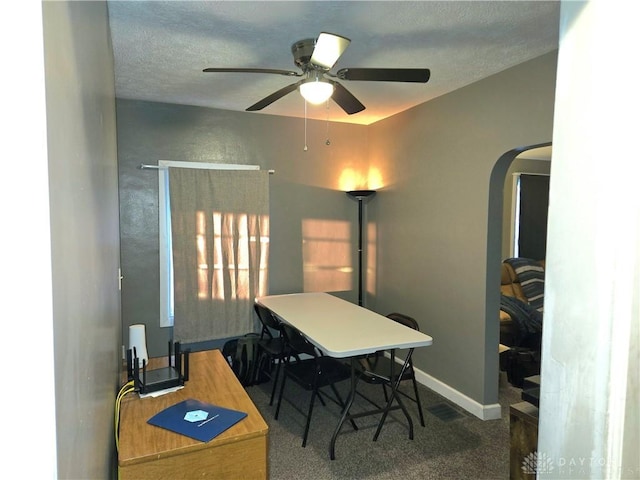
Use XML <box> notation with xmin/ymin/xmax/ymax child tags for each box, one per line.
<box><xmin>107</xmin><ymin>1</ymin><xmax>560</xmax><ymax>125</ymax></box>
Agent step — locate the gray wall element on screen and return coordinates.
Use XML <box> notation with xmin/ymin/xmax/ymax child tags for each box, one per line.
<box><xmin>117</xmin><ymin>100</ymin><xmax>369</xmax><ymax>356</ymax></box>
<box><xmin>42</xmin><ymin>2</ymin><xmax>121</xmax><ymax>478</ymax></box>
<box><xmin>367</xmin><ymin>51</ymin><xmax>557</xmax><ymax>405</ymax></box>
<box><xmin>118</xmin><ymin>51</ymin><xmax>557</xmax><ymax>409</ymax></box>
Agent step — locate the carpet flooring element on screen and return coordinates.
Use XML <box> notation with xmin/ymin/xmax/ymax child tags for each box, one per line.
<box><xmin>245</xmin><ymin>371</ymin><xmax>521</xmax><ymax>480</ymax></box>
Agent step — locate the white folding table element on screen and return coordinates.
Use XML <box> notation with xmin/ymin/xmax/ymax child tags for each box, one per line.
<box><xmin>256</xmin><ymin>292</ymin><xmax>433</xmax><ymax>459</ymax></box>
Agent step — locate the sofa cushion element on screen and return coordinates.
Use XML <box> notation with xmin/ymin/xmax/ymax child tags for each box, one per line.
<box><xmin>500</xmin><ymin>294</ymin><xmax>543</xmax><ymax>347</ymax></box>
<box><xmin>504</xmin><ymin>257</ymin><xmax>545</xmax><ymax>312</ymax></box>
<box><xmin>500</xmin><ymin>263</ymin><xmax>527</xmax><ymax>302</ymax></box>
<box><xmin>499</xmin><ymin>258</ymin><xmax>545</xmax><ymax>347</ymax></box>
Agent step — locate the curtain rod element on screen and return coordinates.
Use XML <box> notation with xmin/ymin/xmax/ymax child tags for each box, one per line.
<box><xmin>139</xmin><ymin>163</ymin><xmax>275</xmax><ymax>174</ymax></box>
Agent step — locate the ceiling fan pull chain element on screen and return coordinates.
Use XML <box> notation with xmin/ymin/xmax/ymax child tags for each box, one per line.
<box><xmin>325</xmin><ymin>100</ymin><xmax>331</xmax><ymax>146</ymax></box>
<box><xmin>304</xmin><ymin>100</ymin><xmax>308</xmax><ymax>151</ymax></box>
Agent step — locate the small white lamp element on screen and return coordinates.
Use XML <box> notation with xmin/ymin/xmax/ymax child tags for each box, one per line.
<box><xmin>129</xmin><ymin>324</ymin><xmax>149</xmax><ymax>367</ymax></box>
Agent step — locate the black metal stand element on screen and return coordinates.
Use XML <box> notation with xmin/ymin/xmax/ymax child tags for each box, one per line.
<box><xmin>346</xmin><ymin>190</ymin><xmax>376</xmax><ymax>306</ymax></box>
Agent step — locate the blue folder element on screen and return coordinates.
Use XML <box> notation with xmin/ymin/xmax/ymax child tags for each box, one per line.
<box><xmin>147</xmin><ymin>398</ymin><xmax>247</xmax><ymax>442</ymax></box>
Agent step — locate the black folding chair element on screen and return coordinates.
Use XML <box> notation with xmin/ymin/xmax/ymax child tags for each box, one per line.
<box><xmin>275</xmin><ymin>323</ymin><xmax>357</xmax><ymax>447</ymax></box>
<box><xmin>254</xmin><ymin>302</ymin><xmax>289</xmax><ymax>405</ymax></box>
<box><xmin>354</xmin><ymin>312</ymin><xmax>425</xmax><ymax>427</ymax></box>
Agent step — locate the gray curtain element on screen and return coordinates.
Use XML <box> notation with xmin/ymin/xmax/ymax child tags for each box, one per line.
<box><xmin>168</xmin><ymin>168</ymin><xmax>269</xmax><ymax>343</ymax></box>
<box><xmin>518</xmin><ymin>174</ymin><xmax>549</xmax><ymax>260</ymax></box>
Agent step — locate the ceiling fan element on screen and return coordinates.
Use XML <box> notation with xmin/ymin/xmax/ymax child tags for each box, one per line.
<box><xmin>203</xmin><ymin>32</ymin><xmax>431</xmax><ymax>115</ymax></box>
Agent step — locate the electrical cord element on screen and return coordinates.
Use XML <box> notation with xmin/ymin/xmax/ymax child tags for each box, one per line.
<box><xmin>115</xmin><ymin>380</ymin><xmax>135</xmax><ymax>451</ymax></box>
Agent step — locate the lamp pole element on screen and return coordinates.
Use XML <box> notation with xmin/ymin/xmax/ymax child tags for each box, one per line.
<box><xmin>346</xmin><ymin>190</ymin><xmax>376</xmax><ymax>306</ymax></box>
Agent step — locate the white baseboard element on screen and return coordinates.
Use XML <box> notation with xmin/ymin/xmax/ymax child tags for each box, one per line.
<box><xmin>383</xmin><ymin>353</ymin><xmax>502</xmax><ymax>420</ymax></box>
<box><xmin>413</xmin><ymin>366</ymin><xmax>502</xmax><ymax>420</ymax></box>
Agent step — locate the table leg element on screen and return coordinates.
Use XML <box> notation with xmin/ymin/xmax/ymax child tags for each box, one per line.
<box><xmin>329</xmin><ymin>357</ymin><xmax>359</xmax><ymax>460</ymax></box>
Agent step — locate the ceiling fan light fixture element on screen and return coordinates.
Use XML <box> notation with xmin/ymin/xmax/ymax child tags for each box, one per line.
<box><xmin>299</xmin><ymin>79</ymin><xmax>334</xmax><ymax>105</ymax></box>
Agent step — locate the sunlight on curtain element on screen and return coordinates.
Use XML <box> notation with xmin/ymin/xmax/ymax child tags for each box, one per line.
<box><xmin>169</xmin><ymin>168</ymin><xmax>269</xmax><ymax>343</ymax></box>
<box><xmin>201</xmin><ymin>211</ymin><xmax>269</xmax><ymax>301</ymax></box>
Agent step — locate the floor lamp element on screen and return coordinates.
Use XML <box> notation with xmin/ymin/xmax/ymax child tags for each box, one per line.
<box><xmin>346</xmin><ymin>190</ymin><xmax>376</xmax><ymax>306</ymax></box>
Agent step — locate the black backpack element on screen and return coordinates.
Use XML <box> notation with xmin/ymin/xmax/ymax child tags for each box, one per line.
<box><xmin>222</xmin><ymin>333</ymin><xmax>271</xmax><ymax>386</ymax></box>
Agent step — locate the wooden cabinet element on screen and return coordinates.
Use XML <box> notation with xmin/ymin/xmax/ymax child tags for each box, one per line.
<box><xmin>510</xmin><ymin>401</ymin><xmax>539</xmax><ymax>480</ymax></box>
<box><xmin>118</xmin><ymin>349</ymin><xmax>269</xmax><ymax>479</ymax></box>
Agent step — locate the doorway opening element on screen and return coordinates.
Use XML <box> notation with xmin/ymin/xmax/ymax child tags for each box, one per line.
<box><xmin>487</xmin><ymin>142</ymin><xmax>551</xmax><ymax>398</ymax></box>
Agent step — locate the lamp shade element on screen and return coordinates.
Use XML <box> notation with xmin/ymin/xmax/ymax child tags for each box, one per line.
<box><xmin>346</xmin><ymin>190</ymin><xmax>376</xmax><ymax>201</ymax></box>
<box><xmin>300</xmin><ymin>79</ymin><xmax>334</xmax><ymax>104</ymax></box>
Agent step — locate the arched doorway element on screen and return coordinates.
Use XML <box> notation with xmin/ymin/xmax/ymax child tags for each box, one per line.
<box><xmin>486</xmin><ymin>141</ymin><xmax>551</xmax><ymax>397</ymax></box>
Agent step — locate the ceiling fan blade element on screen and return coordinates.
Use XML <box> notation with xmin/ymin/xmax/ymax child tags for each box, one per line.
<box><xmin>203</xmin><ymin>67</ymin><xmax>302</xmax><ymax>77</ymax></box>
<box><xmin>336</xmin><ymin>68</ymin><xmax>430</xmax><ymax>83</ymax></box>
<box><xmin>246</xmin><ymin>80</ymin><xmax>305</xmax><ymax>111</ymax></box>
<box><xmin>310</xmin><ymin>32</ymin><xmax>351</xmax><ymax>70</ymax></box>
<box><xmin>330</xmin><ymin>81</ymin><xmax>365</xmax><ymax>115</ymax></box>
